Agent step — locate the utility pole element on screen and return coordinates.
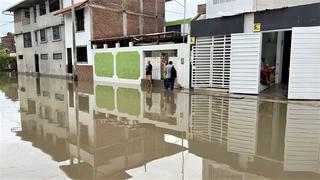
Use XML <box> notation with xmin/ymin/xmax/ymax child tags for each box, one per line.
<box><xmin>71</xmin><ymin>0</ymin><xmax>78</xmax><ymax>81</ymax></box>
<box><xmin>183</xmin><ymin>0</ymin><xmax>186</xmax><ymax>43</ymax></box>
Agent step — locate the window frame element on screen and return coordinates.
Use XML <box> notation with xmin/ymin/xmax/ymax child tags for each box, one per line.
<box><xmin>40</xmin><ymin>53</ymin><xmax>48</xmax><ymax>60</ymax></box>
<box><xmin>53</xmin><ymin>53</ymin><xmax>63</xmax><ymax>60</ymax></box>
<box><xmin>76</xmin><ymin>9</ymin><xmax>85</xmax><ymax>32</ymax></box>
<box><xmin>40</xmin><ymin>29</ymin><xmax>47</xmax><ymax>43</ymax></box>
<box><xmin>23</xmin><ymin>32</ymin><xmax>32</xmax><ymax>48</ymax></box>
<box><xmin>39</xmin><ymin>2</ymin><xmax>46</xmax><ymax>16</ymax></box>
<box><xmin>52</xmin><ymin>26</ymin><xmax>61</xmax><ymax>41</ymax></box>
<box><xmin>49</xmin><ymin>0</ymin><xmax>60</xmax><ymax>13</ymax></box>
<box><xmin>76</xmin><ymin>46</ymin><xmax>88</xmax><ymax>63</ymax></box>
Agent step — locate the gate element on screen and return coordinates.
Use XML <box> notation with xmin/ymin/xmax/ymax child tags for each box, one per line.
<box><xmin>191</xmin><ymin>35</ymin><xmax>231</xmax><ymax>89</ymax></box>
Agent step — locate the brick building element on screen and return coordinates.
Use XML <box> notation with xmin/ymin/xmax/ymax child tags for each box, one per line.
<box><xmin>55</xmin><ymin>0</ymin><xmax>165</xmax><ymax>81</ymax></box>
<box><xmin>0</xmin><ymin>32</ymin><xmax>16</xmax><ymax>54</ymax></box>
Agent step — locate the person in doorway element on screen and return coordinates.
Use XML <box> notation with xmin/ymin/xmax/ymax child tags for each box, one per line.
<box><xmin>165</xmin><ymin>61</ymin><xmax>177</xmax><ymax>90</ymax></box>
<box><xmin>145</xmin><ymin>61</ymin><xmax>153</xmax><ymax>88</ymax></box>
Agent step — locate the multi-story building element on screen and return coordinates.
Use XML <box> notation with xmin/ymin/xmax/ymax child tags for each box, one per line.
<box><xmin>54</xmin><ymin>0</ymin><xmax>165</xmax><ymax>81</ymax></box>
<box><xmin>191</xmin><ymin>0</ymin><xmax>320</xmax><ymax>100</ymax></box>
<box><xmin>5</xmin><ymin>0</ymin><xmax>66</xmax><ymax>77</ymax></box>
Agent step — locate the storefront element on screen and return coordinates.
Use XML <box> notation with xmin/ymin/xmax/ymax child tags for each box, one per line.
<box><xmin>191</xmin><ymin>3</ymin><xmax>320</xmax><ymax>100</ymax></box>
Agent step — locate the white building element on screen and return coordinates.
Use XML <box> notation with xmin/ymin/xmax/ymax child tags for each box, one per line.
<box><xmin>5</xmin><ymin>0</ymin><xmax>66</xmax><ymax>77</ymax></box>
<box><xmin>191</xmin><ymin>0</ymin><xmax>320</xmax><ymax>100</ymax></box>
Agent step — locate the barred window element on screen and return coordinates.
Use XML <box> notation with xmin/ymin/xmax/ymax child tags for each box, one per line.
<box><xmin>52</xmin><ymin>26</ymin><xmax>61</xmax><ymax>40</ymax></box>
<box><xmin>41</xmin><ymin>54</ymin><xmax>48</xmax><ymax>60</ymax></box>
<box><xmin>23</xmin><ymin>32</ymin><xmax>32</xmax><ymax>48</ymax></box>
<box><xmin>40</xmin><ymin>29</ymin><xmax>47</xmax><ymax>42</ymax></box>
<box><xmin>53</xmin><ymin>53</ymin><xmax>62</xmax><ymax>60</ymax></box>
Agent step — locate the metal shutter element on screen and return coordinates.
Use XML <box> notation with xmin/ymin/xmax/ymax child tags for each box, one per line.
<box><xmin>230</xmin><ymin>33</ymin><xmax>262</xmax><ymax>94</ymax></box>
<box><xmin>288</xmin><ymin>26</ymin><xmax>320</xmax><ymax>100</ymax></box>
<box><xmin>191</xmin><ymin>35</ymin><xmax>231</xmax><ymax>89</ymax></box>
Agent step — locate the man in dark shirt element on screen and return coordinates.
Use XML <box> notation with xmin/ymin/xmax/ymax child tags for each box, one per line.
<box><xmin>146</xmin><ymin>61</ymin><xmax>153</xmax><ymax>88</ymax></box>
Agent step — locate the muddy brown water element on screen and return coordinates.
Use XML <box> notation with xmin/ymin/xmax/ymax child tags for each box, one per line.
<box><xmin>1</xmin><ymin>73</ymin><xmax>320</xmax><ymax>180</ymax></box>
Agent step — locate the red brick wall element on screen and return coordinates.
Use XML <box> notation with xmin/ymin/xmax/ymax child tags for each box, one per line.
<box><xmin>127</xmin><ymin>15</ymin><xmax>140</xmax><ymax>35</ymax></box>
<box><xmin>91</xmin><ymin>0</ymin><xmax>164</xmax><ymax>39</ymax></box>
<box><xmin>92</xmin><ymin>8</ymin><xmax>123</xmax><ymax>39</ymax></box>
<box><xmin>76</xmin><ymin>65</ymin><xmax>93</xmax><ymax>81</ymax></box>
<box><xmin>1</xmin><ymin>33</ymin><xmax>15</xmax><ymax>53</ymax></box>
<box><xmin>14</xmin><ymin>10</ymin><xmax>21</xmax><ymax>23</ymax></box>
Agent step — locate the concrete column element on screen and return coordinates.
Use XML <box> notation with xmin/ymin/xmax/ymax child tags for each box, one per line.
<box><xmin>92</xmin><ymin>44</ymin><xmax>97</xmax><ymax>49</ymax></box>
<box><xmin>139</xmin><ymin>0</ymin><xmax>144</xmax><ymax>34</ymax></box>
<box><xmin>276</xmin><ymin>32</ymin><xmax>284</xmax><ymax>84</ymax></box>
<box><xmin>122</xmin><ymin>0</ymin><xmax>128</xmax><ymax>36</ymax></box>
<box><xmin>103</xmin><ymin>44</ymin><xmax>108</xmax><ymax>49</ymax></box>
<box><xmin>116</xmin><ymin>43</ymin><xmax>120</xmax><ymax>48</ymax></box>
<box><xmin>129</xmin><ymin>42</ymin><xmax>133</xmax><ymax>47</ymax></box>
<box><xmin>243</xmin><ymin>13</ymin><xmax>254</xmax><ymax>33</ymax></box>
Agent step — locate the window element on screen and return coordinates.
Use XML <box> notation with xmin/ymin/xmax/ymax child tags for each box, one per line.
<box><xmin>23</xmin><ymin>32</ymin><xmax>32</xmax><ymax>48</ymax></box>
<box><xmin>76</xmin><ymin>47</ymin><xmax>87</xmax><ymax>63</ymax></box>
<box><xmin>49</xmin><ymin>0</ymin><xmax>60</xmax><ymax>12</ymax></box>
<box><xmin>43</xmin><ymin>91</ymin><xmax>50</xmax><ymax>97</ymax></box>
<box><xmin>76</xmin><ymin>9</ymin><xmax>85</xmax><ymax>31</ymax></box>
<box><xmin>33</xmin><ymin>6</ymin><xmax>37</xmax><ymax>23</ymax></box>
<box><xmin>53</xmin><ymin>53</ymin><xmax>62</xmax><ymax>60</ymax></box>
<box><xmin>18</xmin><ymin>55</ymin><xmax>23</xmax><ymax>60</ymax></box>
<box><xmin>40</xmin><ymin>2</ymin><xmax>46</xmax><ymax>15</ymax></box>
<box><xmin>40</xmin><ymin>29</ymin><xmax>47</xmax><ymax>42</ymax></box>
<box><xmin>24</xmin><ymin>9</ymin><xmax>30</xmax><ymax>18</ymax></box>
<box><xmin>41</xmin><ymin>54</ymin><xmax>48</xmax><ymax>60</ymax></box>
<box><xmin>52</xmin><ymin>26</ymin><xmax>61</xmax><ymax>40</ymax></box>
<box><xmin>22</xmin><ymin>9</ymin><xmax>31</xmax><ymax>25</ymax></box>
<box><xmin>55</xmin><ymin>93</ymin><xmax>64</xmax><ymax>101</ymax></box>
<box><xmin>27</xmin><ymin>99</ymin><xmax>36</xmax><ymax>114</ymax></box>
<box><xmin>79</xmin><ymin>95</ymin><xmax>89</xmax><ymax>113</ymax></box>
<box><xmin>34</xmin><ymin>31</ymin><xmax>38</xmax><ymax>43</ymax></box>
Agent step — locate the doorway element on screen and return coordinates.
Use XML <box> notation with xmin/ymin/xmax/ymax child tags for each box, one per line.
<box><xmin>34</xmin><ymin>54</ymin><xmax>39</xmax><ymax>73</ymax></box>
<box><xmin>260</xmin><ymin>31</ymin><xmax>292</xmax><ymax>98</ymax></box>
<box><xmin>67</xmin><ymin>48</ymin><xmax>73</xmax><ymax>74</ymax></box>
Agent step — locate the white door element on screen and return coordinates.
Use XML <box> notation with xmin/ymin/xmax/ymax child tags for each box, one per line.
<box><xmin>288</xmin><ymin>26</ymin><xmax>320</xmax><ymax>100</ymax></box>
<box><xmin>230</xmin><ymin>33</ymin><xmax>262</xmax><ymax>94</ymax></box>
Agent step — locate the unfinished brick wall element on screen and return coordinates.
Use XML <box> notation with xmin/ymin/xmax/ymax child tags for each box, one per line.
<box><xmin>14</xmin><ymin>10</ymin><xmax>21</xmax><ymax>23</ymax></box>
<box><xmin>91</xmin><ymin>0</ymin><xmax>164</xmax><ymax>39</ymax></box>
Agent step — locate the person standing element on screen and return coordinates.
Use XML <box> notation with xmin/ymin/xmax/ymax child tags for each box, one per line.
<box><xmin>165</xmin><ymin>61</ymin><xmax>177</xmax><ymax>90</ymax></box>
<box><xmin>145</xmin><ymin>61</ymin><xmax>153</xmax><ymax>88</ymax></box>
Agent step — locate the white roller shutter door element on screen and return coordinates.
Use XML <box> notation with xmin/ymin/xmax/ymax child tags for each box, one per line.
<box><xmin>230</xmin><ymin>33</ymin><xmax>262</xmax><ymax>94</ymax></box>
<box><xmin>288</xmin><ymin>26</ymin><xmax>320</xmax><ymax>100</ymax></box>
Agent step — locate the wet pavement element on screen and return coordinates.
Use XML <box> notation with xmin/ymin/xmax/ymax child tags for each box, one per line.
<box><xmin>1</xmin><ymin>73</ymin><xmax>320</xmax><ymax>180</ymax></box>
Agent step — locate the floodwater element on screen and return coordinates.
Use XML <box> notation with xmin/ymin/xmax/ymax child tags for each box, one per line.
<box><xmin>1</xmin><ymin>73</ymin><xmax>320</xmax><ymax>180</ymax></box>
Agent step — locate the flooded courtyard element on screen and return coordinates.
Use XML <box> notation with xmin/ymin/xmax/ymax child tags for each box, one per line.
<box><xmin>1</xmin><ymin>73</ymin><xmax>320</xmax><ymax>180</ymax></box>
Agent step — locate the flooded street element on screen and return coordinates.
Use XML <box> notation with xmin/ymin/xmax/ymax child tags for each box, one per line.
<box><xmin>1</xmin><ymin>73</ymin><xmax>320</xmax><ymax>180</ymax></box>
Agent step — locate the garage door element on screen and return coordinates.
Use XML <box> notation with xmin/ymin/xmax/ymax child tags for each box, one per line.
<box><xmin>191</xmin><ymin>35</ymin><xmax>231</xmax><ymax>89</ymax></box>
<box><xmin>288</xmin><ymin>26</ymin><xmax>320</xmax><ymax>100</ymax></box>
<box><xmin>230</xmin><ymin>33</ymin><xmax>262</xmax><ymax>94</ymax></box>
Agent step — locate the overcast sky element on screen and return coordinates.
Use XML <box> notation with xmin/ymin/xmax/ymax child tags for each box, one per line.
<box><xmin>0</xmin><ymin>0</ymin><xmax>206</xmax><ymax>37</ymax></box>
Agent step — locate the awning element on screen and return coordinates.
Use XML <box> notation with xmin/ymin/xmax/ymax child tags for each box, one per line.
<box><xmin>54</xmin><ymin>0</ymin><xmax>88</xmax><ymax>15</ymax></box>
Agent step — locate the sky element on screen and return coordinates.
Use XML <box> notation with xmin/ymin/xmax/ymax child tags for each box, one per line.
<box><xmin>0</xmin><ymin>0</ymin><xmax>206</xmax><ymax>37</ymax></box>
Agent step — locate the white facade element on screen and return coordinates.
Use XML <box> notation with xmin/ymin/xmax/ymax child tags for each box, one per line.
<box><xmin>14</xmin><ymin>0</ymin><xmax>66</xmax><ymax>76</ymax></box>
<box><xmin>206</xmin><ymin>0</ymin><xmax>320</xmax><ymax>19</ymax></box>
<box><xmin>93</xmin><ymin>43</ymin><xmax>191</xmax><ymax>88</ymax></box>
<box><xmin>63</xmin><ymin>0</ymin><xmax>93</xmax><ymax>67</ymax></box>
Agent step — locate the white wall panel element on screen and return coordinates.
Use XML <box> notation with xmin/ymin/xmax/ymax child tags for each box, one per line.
<box><xmin>288</xmin><ymin>26</ymin><xmax>320</xmax><ymax>100</ymax></box>
<box><xmin>230</xmin><ymin>33</ymin><xmax>262</xmax><ymax>94</ymax></box>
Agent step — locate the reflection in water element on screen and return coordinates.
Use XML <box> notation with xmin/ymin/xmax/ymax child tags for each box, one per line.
<box><xmin>0</xmin><ymin>74</ymin><xmax>320</xmax><ymax>179</ymax></box>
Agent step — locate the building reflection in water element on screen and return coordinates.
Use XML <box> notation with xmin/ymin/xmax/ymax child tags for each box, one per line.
<box><xmin>15</xmin><ymin>75</ymin><xmax>320</xmax><ymax>179</ymax></box>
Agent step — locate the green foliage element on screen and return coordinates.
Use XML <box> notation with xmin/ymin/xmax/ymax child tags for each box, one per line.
<box><xmin>0</xmin><ymin>48</ymin><xmax>17</xmax><ymax>71</ymax></box>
